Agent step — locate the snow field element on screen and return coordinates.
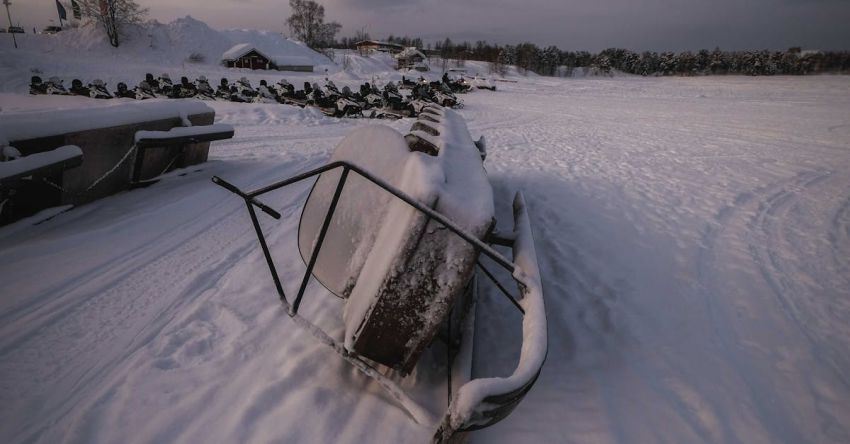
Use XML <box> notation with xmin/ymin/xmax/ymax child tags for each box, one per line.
<box><xmin>1</xmin><ymin>25</ymin><xmax>849</xmax><ymax>442</ymax></box>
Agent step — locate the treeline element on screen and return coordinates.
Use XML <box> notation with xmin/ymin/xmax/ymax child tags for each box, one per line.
<box><xmin>334</xmin><ymin>35</ymin><xmax>850</xmax><ymax>76</ymax></box>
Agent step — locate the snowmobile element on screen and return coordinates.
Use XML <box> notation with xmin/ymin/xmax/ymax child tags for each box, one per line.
<box><xmin>114</xmin><ymin>82</ymin><xmax>137</xmax><ymax>99</ymax></box>
<box><xmin>235</xmin><ymin>77</ymin><xmax>259</xmax><ymax>101</ymax></box>
<box><xmin>272</xmin><ymin>79</ymin><xmax>294</xmax><ymax>102</ymax></box>
<box><xmin>399</xmin><ymin>75</ymin><xmax>417</xmax><ymax>89</ymax></box>
<box><xmin>216</xmin><ymin>78</ymin><xmax>232</xmax><ymax>100</ymax></box>
<box><xmin>154</xmin><ymin>73</ymin><xmax>173</xmax><ymax>96</ymax></box>
<box><xmin>442</xmin><ymin>73</ymin><xmax>472</xmax><ymax>94</ymax></box>
<box><xmin>168</xmin><ymin>76</ymin><xmax>198</xmax><ymax>99</ymax></box>
<box><xmin>45</xmin><ymin>76</ymin><xmax>70</xmax><ymax>95</ymax></box>
<box><xmin>69</xmin><ymin>79</ymin><xmax>91</xmax><ymax>97</ymax></box>
<box><xmin>212</xmin><ymin>107</ymin><xmax>547</xmax><ymax>443</ymax></box>
<box><xmin>29</xmin><ymin>76</ymin><xmax>48</xmax><ymax>95</ymax></box>
<box><xmin>135</xmin><ymin>81</ymin><xmax>157</xmax><ymax>100</ymax></box>
<box><xmin>433</xmin><ymin>84</ymin><xmax>462</xmax><ymax>108</ymax></box>
<box><xmin>255</xmin><ymin>80</ymin><xmax>279</xmax><ymax>103</ymax></box>
<box><xmin>226</xmin><ymin>85</ymin><xmax>251</xmax><ymax>103</ymax></box>
<box><xmin>366</xmin><ymin>82</ymin><xmax>415</xmax><ymax>119</ymax></box>
<box><xmin>88</xmin><ymin>79</ymin><xmax>112</xmax><ymax>99</ymax></box>
<box><xmin>311</xmin><ymin>83</ymin><xmax>362</xmax><ymax>118</ymax></box>
<box><xmin>194</xmin><ymin>76</ymin><xmax>216</xmax><ymax>100</ymax></box>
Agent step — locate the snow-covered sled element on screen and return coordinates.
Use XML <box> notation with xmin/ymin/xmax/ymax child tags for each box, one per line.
<box><xmin>212</xmin><ymin>106</ymin><xmax>546</xmax><ymax>442</ymax></box>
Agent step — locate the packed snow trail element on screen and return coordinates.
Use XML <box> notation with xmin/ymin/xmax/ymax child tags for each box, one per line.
<box><xmin>1</xmin><ymin>76</ymin><xmax>849</xmax><ymax>443</ymax></box>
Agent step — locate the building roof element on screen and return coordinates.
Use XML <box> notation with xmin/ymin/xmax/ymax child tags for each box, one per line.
<box><xmin>354</xmin><ymin>40</ymin><xmax>404</xmax><ymax>49</ymax></box>
<box><xmin>222</xmin><ymin>44</ymin><xmax>315</xmax><ymax>67</ymax></box>
<box><xmin>395</xmin><ymin>47</ymin><xmax>426</xmax><ymax>60</ymax></box>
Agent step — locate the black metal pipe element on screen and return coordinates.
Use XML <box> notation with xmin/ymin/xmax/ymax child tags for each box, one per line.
<box><xmin>477</xmin><ymin>261</ymin><xmax>525</xmax><ymax>315</ymax></box>
<box><xmin>212</xmin><ymin>176</ymin><xmax>281</xmax><ymax>219</ymax></box>
<box><xmin>291</xmin><ymin>167</ymin><xmax>350</xmax><ymax>315</ymax></box>
<box><xmin>246</xmin><ymin>200</ymin><xmax>289</xmax><ymax>306</ymax></box>
<box><xmin>245</xmin><ymin>161</ymin><xmax>516</xmax><ymax>273</ymax></box>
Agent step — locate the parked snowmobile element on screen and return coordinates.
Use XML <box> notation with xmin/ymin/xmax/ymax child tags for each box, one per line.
<box><xmin>135</xmin><ymin>81</ymin><xmax>157</xmax><ymax>100</ymax></box>
<box><xmin>400</xmin><ymin>75</ymin><xmax>417</xmax><ymax>89</ymax></box>
<box><xmin>69</xmin><ymin>79</ymin><xmax>91</xmax><ymax>97</ymax></box>
<box><xmin>45</xmin><ymin>76</ymin><xmax>70</xmax><ymax>95</ymax></box>
<box><xmin>154</xmin><ymin>73</ymin><xmax>173</xmax><ymax>96</ymax></box>
<box><xmin>216</xmin><ymin>78</ymin><xmax>232</xmax><ymax>100</ymax></box>
<box><xmin>29</xmin><ymin>76</ymin><xmax>48</xmax><ymax>95</ymax></box>
<box><xmin>227</xmin><ymin>85</ymin><xmax>251</xmax><ymax>103</ymax></box>
<box><xmin>311</xmin><ymin>83</ymin><xmax>362</xmax><ymax>117</ymax></box>
<box><xmin>212</xmin><ymin>107</ymin><xmax>546</xmax><ymax>443</ymax></box>
<box><xmin>442</xmin><ymin>72</ymin><xmax>472</xmax><ymax>94</ymax></box>
<box><xmin>433</xmin><ymin>83</ymin><xmax>462</xmax><ymax>108</ymax></box>
<box><xmin>367</xmin><ymin>82</ymin><xmax>415</xmax><ymax>119</ymax></box>
<box><xmin>114</xmin><ymin>82</ymin><xmax>137</xmax><ymax>99</ymax></box>
<box><xmin>168</xmin><ymin>76</ymin><xmax>197</xmax><ymax>99</ymax></box>
<box><xmin>88</xmin><ymin>79</ymin><xmax>112</xmax><ymax>99</ymax></box>
<box><xmin>255</xmin><ymin>79</ymin><xmax>279</xmax><ymax>103</ymax></box>
<box><xmin>235</xmin><ymin>77</ymin><xmax>258</xmax><ymax>101</ymax></box>
<box><xmin>194</xmin><ymin>76</ymin><xmax>216</xmax><ymax>100</ymax></box>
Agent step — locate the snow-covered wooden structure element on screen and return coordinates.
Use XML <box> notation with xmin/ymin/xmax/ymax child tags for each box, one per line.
<box><xmin>354</xmin><ymin>40</ymin><xmax>404</xmax><ymax>55</ymax></box>
<box><xmin>395</xmin><ymin>47</ymin><xmax>429</xmax><ymax>71</ymax></box>
<box><xmin>0</xmin><ymin>101</ymin><xmax>233</xmax><ymax>225</ymax></box>
<box><xmin>221</xmin><ymin>44</ymin><xmax>314</xmax><ymax>72</ymax></box>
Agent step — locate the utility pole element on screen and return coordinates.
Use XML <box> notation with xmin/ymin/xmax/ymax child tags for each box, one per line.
<box><xmin>3</xmin><ymin>0</ymin><xmax>16</xmax><ymax>49</ymax></box>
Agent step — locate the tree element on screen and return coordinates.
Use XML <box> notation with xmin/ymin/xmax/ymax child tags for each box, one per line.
<box><xmin>286</xmin><ymin>0</ymin><xmax>340</xmax><ymax>49</ymax></box>
<box><xmin>77</xmin><ymin>0</ymin><xmax>147</xmax><ymax>47</ymax></box>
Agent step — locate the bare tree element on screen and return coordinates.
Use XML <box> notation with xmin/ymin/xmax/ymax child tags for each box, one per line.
<box><xmin>77</xmin><ymin>0</ymin><xmax>147</xmax><ymax>47</ymax></box>
<box><xmin>286</xmin><ymin>0</ymin><xmax>340</xmax><ymax>49</ymax></box>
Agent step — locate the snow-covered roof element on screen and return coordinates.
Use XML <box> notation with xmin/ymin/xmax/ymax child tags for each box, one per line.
<box><xmin>395</xmin><ymin>47</ymin><xmax>426</xmax><ymax>60</ymax></box>
<box><xmin>222</xmin><ymin>43</ymin><xmax>260</xmax><ymax>61</ymax></box>
<box><xmin>355</xmin><ymin>40</ymin><xmax>404</xmax><ymax>49</ymax></box>
<box><xmin>0</xmin><ymin>100</ymin><xmax>214</xmax><ymax>142</ymax></box>
<box><xmin>222</xmin><ymin>43</ymin><xmax>314</xmax><ymax>67</ymax></box>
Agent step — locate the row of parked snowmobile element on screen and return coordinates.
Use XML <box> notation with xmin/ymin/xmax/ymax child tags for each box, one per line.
<box><xmin>29</xmin><ymin>73</ymin><xmax>466</xmax><ymax>119</ymax></box>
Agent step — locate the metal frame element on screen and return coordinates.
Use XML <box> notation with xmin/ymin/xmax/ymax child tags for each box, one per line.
<box><xmin>212</xmin><ymin>161</ymin><xmax>522</xmax><ymax>316</ymax></box>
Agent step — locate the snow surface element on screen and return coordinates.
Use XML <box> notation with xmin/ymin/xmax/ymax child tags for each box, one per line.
<box><xmin>2</xmin><ymin>16</ymin><xmax>850</xmax><ymax>444</ymax></box>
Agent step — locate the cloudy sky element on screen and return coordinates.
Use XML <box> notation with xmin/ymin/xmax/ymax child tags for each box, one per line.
<box><xmin>11</xmin><ymin>0</ymin><xmax>850</xmax><ymax>51</ymax></box>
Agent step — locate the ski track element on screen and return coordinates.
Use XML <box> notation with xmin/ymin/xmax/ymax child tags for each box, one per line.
<box><xmin>2</xmin><ymin>76</ymin><xmax>850</xmax><ymax>443</ymax></box>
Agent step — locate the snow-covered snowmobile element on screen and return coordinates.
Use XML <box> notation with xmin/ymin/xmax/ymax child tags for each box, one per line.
<box><xmin>135</xmin><ymin>81</ymin><xmax>157</xmax><ymax>100</ymax></box>
<box><xmin>155</xmin><ymin>73</ymin><xmax>174</xmax><ymax>96</ymax></box>
<box><xmin>255</xmin><ymin>79</ymin><xmax>279</xmax><ymax>103</ymax></box>
<box><xmin>69</xmin><ymin>79</ymin><xmax>91</xmax><ymax>97</ymax></box>
<box><xmin>212</xmin><ymin>107</ymin><xmax>546</xmax><ymax>443</ymax></box>
<box><xmin>29</xmin><ymin>76</ymin><xmax>48</xmax><ymax>95</ymax></box>
<box><xmin>88</xmin><ymin>79</ymin><xmax>112</xmax><ymax>99</ymax></box>
<box><xmin>366</xmin><ymin>82</ymin><xmax>415</xmax><ymax>119</ymax></box>
<box><xmin>45</xmin><ymin>76</ymin><xmax>70</xmax><ymax>95</ymax></box>
<box><xmin>310</xmin><ymin>83</ymin><xmax>362</xmax><ymax>118</ymax></box>
<box><xmin>442</xmin><ymin>72</ymin><xmax>472</xmax><ymax>94</ymax></box>
<box><xmin>235</xmin><ymin>77</ymin><xmax>259</xmax><ymax>102</ymax></box>
<box><xmin>194</xmin><ymin>76</ymin><xmax>216</xmax><ymax>100</ymax></box>
<box><xmin>114</xmin><ymin>82</ymin><xmax>137</xmax><ymax>99</ymax></box>
<box><xmin>166</xmin><ymin>76</ymin><xmax>197</xmax><ymax>99</ymax></box>
<box><xmin>216</xmin><ymin>78</ymin><xmax>232</xmax><ymax>100</ymax></box>
<box><xmin>226</xmin><ymin>85</ymin><xmax>251</xmax><ymax>103</ymax></box>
